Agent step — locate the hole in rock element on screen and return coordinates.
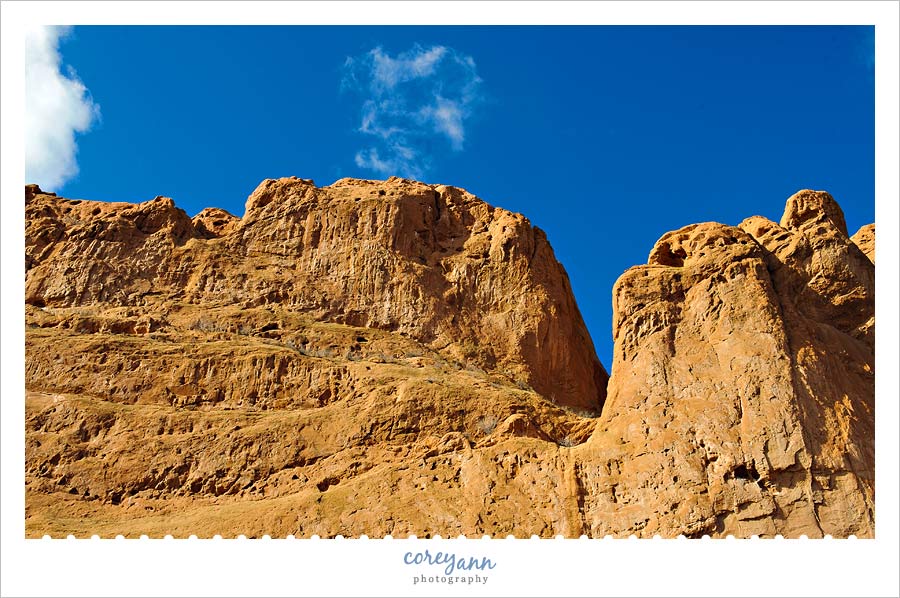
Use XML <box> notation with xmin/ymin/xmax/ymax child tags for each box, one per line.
<box><xmin>732</xmin><ymin>463</ymin><xmax>760</xmax><ymax>482</ymax></box>
<box><xmin>316</xmin><ymin>477</ymin><xmax>339</xmax><ymax>492</ymax></box>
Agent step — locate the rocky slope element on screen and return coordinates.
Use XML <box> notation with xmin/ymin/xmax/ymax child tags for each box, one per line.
<box><xmin>25</xmin><ymin>178</ymin><xmax>606</xmax><ymax>412</ymax></box>
<box><xmin>24</xmin><ymin>181</ymin><xmax>875</xmax><ymax>538</ymax></box>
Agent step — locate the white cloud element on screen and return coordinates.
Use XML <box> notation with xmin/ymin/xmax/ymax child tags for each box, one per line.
<box><xmin>422</xmin><ymin>96</ymin><xmax>465</xmax><ymax>149</ymax></box>
<box><xmin>25</xmin><ymin>26</ymin><xmax>100</xmax><ymax>192</ymax></box>
<box><xmin>343</xmin><ymin>44</ymin><xmax>482</xmax><ymax>179</ymax></box>
<box><xmin>355</xmin><ymin>147</ymin><xmax>425</xmax><ymax>180</ymax></box>
<box><xmin>370</xmin><ymin>46</ymin><xmax>447</xmax><ymax>92</ymax></box>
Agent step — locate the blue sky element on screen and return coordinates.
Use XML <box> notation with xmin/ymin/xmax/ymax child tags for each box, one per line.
<box><xmin>29</xmin><ymin>26</ymin><xmax>875</xmax><ymax>368</ymax></box>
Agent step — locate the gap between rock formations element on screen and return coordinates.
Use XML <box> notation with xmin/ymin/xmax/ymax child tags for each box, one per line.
<box><xmin>24</xmin><ymin>179</ymin><xmax>874</xmax><ymax>538</ymax></box>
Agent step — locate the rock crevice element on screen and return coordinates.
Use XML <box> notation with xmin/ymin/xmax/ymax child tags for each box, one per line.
<box><xmin>24</xmin><ymin>182</ymin><xmax>874</xmax><ymax>538</ymax></box>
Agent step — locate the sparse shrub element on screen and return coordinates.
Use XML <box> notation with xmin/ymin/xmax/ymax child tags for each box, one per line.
<box><xmin>190</xmin><ymin>318</ymin><xmax>218</xmax><ymax>333</ymax></box>
<box><xmin>458</xmin><ymin>340</ymin><xmax>479</xmax><ymax>359</ymax></box>
<box><xmin>476</xmin><ymin>415</ymin><xmax>498</xmax><ymax>435</ymax></box>
<box><xmin>466</xmin><ymin>364</ymin><xmax>486</xmax><ymax>376</ymax></box>
<box><xmin>558</xmin><ymin>436</ymin><xmax>574</xmax><ymax>448</ymax></box>
<box><xmin>562</xmin><ymin>405</ymin><xmax>600</xmax><ymax>419</ymax></box>
<box><xmin>372</xmin><ymin>352</ymin><xmax>396</xmax><ymax>364</ymax></box>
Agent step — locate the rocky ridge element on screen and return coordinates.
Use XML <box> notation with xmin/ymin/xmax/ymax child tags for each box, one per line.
<box><xmin>24</xmin><ymin>181</ymin><xmax>874</xmax><ymax>538</ymax></box>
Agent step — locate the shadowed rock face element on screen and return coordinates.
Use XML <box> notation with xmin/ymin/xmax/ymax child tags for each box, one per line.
<box><xmin>24</xmin><ymin>182</ymin><xmax>874</xmax><ymax>538</ymax></box>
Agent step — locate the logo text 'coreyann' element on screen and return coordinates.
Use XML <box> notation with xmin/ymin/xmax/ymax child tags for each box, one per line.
<box><xmin>403</xmin><ymin>549</ymin><xmax>496</xmax><ymax>580</ymax></box>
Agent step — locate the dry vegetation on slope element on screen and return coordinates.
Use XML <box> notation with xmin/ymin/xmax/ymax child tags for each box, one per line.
<box><xmin>25</xmin><ymin>180</ymin><xmax>874</xmax><ymax>537</ymax></box>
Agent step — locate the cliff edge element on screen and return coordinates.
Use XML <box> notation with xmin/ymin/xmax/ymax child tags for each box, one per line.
<box><xmin>25</xmin><ymin>182</ymin><xmax>874</xmax><ymax>538</ymax></box>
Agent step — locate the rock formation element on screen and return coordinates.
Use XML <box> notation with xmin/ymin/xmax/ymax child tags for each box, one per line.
<box><xmin>851</xmin><ymin>223</ymin><xmax>875</xmax><ymax>264</ymax></box>
<box><xmin>24</xmin><ymin>181</ymin><xmax>875</xmax><ymax>538</ymax></box>
<box><xmin>25</xmin><ymin>177</ymin><xmax>606</xmax><ymax>412</ymax></box>
<box><xmin>577</xmin><ymin>190</ymin><xmax>874</xmax><ymax>537</ymax></box>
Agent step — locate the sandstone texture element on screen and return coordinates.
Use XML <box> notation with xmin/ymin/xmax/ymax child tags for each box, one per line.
<box><xmin>580</xmin><ymin>190</ymin><xmax>875</xmax><ymax>537</ymax></box>
<box><xmin>26</xmin><ymin>177</ymin><xmax>606</xmax><ymax>412</ymax></box>
<box><xmin>851</xmin><ymin>223</ymin><xmax>875</xmax><ymax>264</ymax></box>
<box><xmin>25</xmin><ymin>182</ymin><xmax>874</xmax><ymax>538</ymax></box>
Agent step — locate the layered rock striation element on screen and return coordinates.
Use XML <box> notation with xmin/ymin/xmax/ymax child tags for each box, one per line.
<box><xmin>579</xmin><ymin>190</ymin><xmax>874</xmax><ymax>537</ymax></box>
<box><xmin>24</xmin><ymin>181</ymin><xmax>875</xmax><ymax>538</ymax></box>
<box><xmin>26</xmin><ymin>177</ymin><xmax>607</xmax><ymax>412</ymax></box>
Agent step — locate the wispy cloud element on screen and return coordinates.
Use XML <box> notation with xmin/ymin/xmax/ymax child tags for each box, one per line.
<box><xmin>25</xmin><ymin>26</ymin><xmax>100</xmax><ymax>192</ymax></box>
<box><xmin>343</xmin><ymin>44</ymin><xmax>482</xmax><ymax>179</ymax></box>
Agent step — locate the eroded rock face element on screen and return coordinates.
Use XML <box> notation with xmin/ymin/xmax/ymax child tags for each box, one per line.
<box><xmin>851</xmin><ymin>223</ymin><xmax>875</xmax><ymax>264</ymax></box>
<box><xmin>24</xmin><ymin>183</ymin><xmax>874</xmax><ymax>538</ymax></box>
<box><xmin>25</xmin><ymin>178</ymin><xmax>608</xmax><ymax>412</ymax></box>
<box><xmin>578</xmin><ymin>189</ymin><xmax>874</xmax><ymax>537</ymax></box>
<box><xmin>192</xmin><ymin>207</ymin><xmax>239</xmax><ymax>238</ymax></box>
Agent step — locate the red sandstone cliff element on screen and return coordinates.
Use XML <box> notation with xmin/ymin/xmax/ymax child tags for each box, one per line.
<box><xmin>24</xmin><ymin>182</ymin><xmax>874</xmax><ymax>538</ymax></box>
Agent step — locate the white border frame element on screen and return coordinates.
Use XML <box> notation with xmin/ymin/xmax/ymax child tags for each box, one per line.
<box><xmin>2</xmin><ymin>2</ymin><xmax>897</xmax><ymax>596</ymax></box>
